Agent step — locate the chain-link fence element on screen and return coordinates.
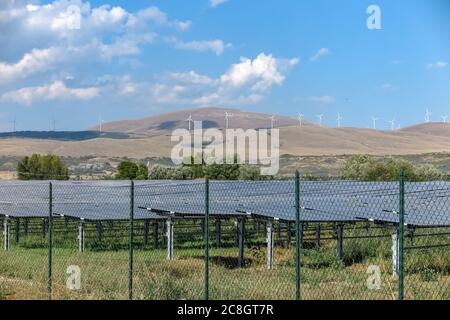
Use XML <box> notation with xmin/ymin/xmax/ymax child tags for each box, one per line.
<box><xmin>0</xmin><ymin>171</ymin><xmax>449</xmax><ymax>300</ymax></box>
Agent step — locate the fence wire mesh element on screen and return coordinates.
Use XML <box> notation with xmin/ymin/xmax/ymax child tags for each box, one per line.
<box><xmin>0</xmin><ymin>173</ymin><xmax>449</xmax><ymax>300</ymax></box>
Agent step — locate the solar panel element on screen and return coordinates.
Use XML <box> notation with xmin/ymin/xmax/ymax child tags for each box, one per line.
<box><xmin>0</xmin><ymin>180</ymin><xmax>449</xmax><ymax>226</ymax></box>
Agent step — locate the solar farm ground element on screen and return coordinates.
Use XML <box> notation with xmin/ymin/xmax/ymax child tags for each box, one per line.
<box><xmin>0</xmin><ymin>222</ymin><xmax>448</xmax><ymax>300</ymax></box>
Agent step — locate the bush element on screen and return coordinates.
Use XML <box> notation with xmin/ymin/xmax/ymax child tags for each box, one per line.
<box><xmin>341</xmin><ymin>155</ymin><xmax>442</xmax><ymax>181</ymax></box>
<box><xmin>17</xmin><ymin>154</ymin><xmax>69</xmax><ymax>180</ymax></box>
<box><xmin>115</xmin><ymin>161</ymin><xmax>148</xmax><ymax>180</ymax></box>
<box><xmin>148</xmin><ymin>165</ymin><xmax>193</xmax><ymax>180</ymax></box>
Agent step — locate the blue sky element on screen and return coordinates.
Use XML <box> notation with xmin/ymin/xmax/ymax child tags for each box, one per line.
<box><xmin>0</xmin><ymin>0</ymin><xmax>449</xmax><ymax>131</ymax></box>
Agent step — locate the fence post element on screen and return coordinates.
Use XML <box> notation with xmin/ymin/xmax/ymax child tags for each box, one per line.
<box><xmin>129</xmin><ymin>180</ymin><xmax>134</xmax><ymax>300</ymax></box>
<box><xmin>398</xmin><ymin>170</ymin><xmax>405</xmax><ymax>300</ymax></box>
<box><xmin>204</xmin><ymin>178</ymin><xmax>209</xmax><ymax>300</ymax></box>
<box><xmin>48</xmin><ymin>182</ymin><xmax>53</xmax><ymax>300</ymax></box>
<box><xmin>295</xmin><ymin>170</ymin><xmax>301</xmax><ymax>300</ymax></box>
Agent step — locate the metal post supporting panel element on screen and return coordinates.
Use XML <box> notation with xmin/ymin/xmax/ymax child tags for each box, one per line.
<box><xmin>166</xmin><ymin>218</ymin><xmax>174</xmax><ymax>260</ymax></box>
<box><xmin>266</xmin><ymin>220</ymin><xmax>274</xmax><ymax>269</ymax></box>
<box><xmin>78</xmin><ymin>218</ymin><xmax>85</xmax><ymax>252</ymax></box>
<box><xmin>3</xmin><ymin>215</ymin><xmax>9</xmax><ymax>251</ymax></box>
<box><xmin>237</xmin><ymin>218</ymin><xmax>245</xmax><ymax>268</ymax></box>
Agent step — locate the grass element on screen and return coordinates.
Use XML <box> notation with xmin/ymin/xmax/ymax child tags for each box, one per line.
<box><xmin>0</xmin><ymin>222</ymin><xmax>448</xmax><ymax>300</ymax></box>
<box><xmin>0</xmin><ymin>246</ymin><xmax>448</xmax><ymax>300</ymax></box>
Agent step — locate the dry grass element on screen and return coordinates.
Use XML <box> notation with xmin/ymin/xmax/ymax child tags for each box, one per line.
<box><xmin>0</xmin><ymin>244</ymin><xmax>448</xmax><ymax>300</ymax></box>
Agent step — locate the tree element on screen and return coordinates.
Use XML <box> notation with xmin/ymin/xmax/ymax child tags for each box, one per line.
<box><xmin>17</xmin><ymin>154</ymin><xmax>69</xmax><ymax>180</ymax></box>
<box><xmin>136</xmin><ymin>163</ymin><xmax>149</xmax><ymax>180</ymax></box>
<box><xmin>116</xmin><ymin>161</ymin><xmax>138</xmax><ymax>180</ymax></box>
<box><xmin>116</xmin><ymin>161</ymin><xmax>149</xmax><ymax>180</ymax></box>
<box><xmin>340</xmin><ymin>155</ymin><xmax>441</xmax><ymax>181</ymax></box>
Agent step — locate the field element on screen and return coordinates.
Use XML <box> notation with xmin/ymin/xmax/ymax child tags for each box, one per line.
<box><xmin>1</xmin><ymin>219</ymin><xmax>448</xmax><ymax>300</ymax></box>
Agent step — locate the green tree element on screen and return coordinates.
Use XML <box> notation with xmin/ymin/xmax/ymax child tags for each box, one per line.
<box><xmin>17</xmin><ymin>154</ymin><xmax>69</xmax><ymax>180</ymax></box>
<box><xmin>136</xmin><ymin>163</ymin><xmax>149</xmax><ymax>180</ymax></box>
<box><xmin>116</xmin><ymin>161</ymin><xmax>139</xmax><ymax>180</ymax></box>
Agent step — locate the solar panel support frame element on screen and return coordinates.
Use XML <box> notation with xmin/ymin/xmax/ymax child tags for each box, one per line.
<box><xmin>266</xmin><ymin>220</ymin><xmax>274</xmax><ymax>269</ymax></box>
<box><xmin>215</xmin><ymin>219</ymin><xmax>221</xmax><ymax>249</ymax></box>
<box><xmin>336</xmin><ymin>224</ymin><xmax>344</xmax><ymax>261</ymax></box>
<box><xmin>391</xmin><ymin>225</ymin><xmax>400</xmax><ymax>276</ymax></box>
<box><xmin>3</xmin><ymin>215</ymin><xmax>9</xmax><ymax>251</ymax></box>
<box><xmin>237</xmin><ymin>218</ymin><xmax>245</xmax><ymax>268</ymax></box>
<box><xmin>315</xmin><ymin>224</ymin><xmax>321</xmax><ymax>249</ymax></box>
<box><xmin>166</xmin><ymin>218</ymin><xmax>174</xmax><ymax>260</ymax></box>
<box><xmin>78</xmin><ymin>219</ymin><xmax>85</xmax><ymax>253</ymax></box>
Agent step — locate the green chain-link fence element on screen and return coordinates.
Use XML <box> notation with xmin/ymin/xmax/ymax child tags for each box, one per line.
<box><xmin>0</xmin><ymin>171</ymin><xmax>449</xmax><ymax>300</ymax></box>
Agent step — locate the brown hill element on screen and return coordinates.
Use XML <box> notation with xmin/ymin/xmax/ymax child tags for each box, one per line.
<box><xmin>90</xmin><ymin>107</ymin><xmax>302</xmax><ymax>135</ymax></box>
<box><xmin>400</xmin><ymin>122</ymin><xmax>450</xmax><ymax>137</ymax></box>
<box><xmin>2</xmin><ymin>122</ymin><xmax>450</xmax><ymax>159</ymax></box>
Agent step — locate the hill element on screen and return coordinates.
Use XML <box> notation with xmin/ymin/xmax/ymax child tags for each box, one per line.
<box><xmin>89</xmin><ymin>107</ymin><xmax>302</xmax><ymax>135</ymax></box>
<box><xmin>400</xmin><ymin>122</ymin><xmax>450</xmax><ymax>137</ymax></box>
<box><xmin>1</xmin><ymin>108</ymin><xmax>450</xmax><ymax>160</ymax></box>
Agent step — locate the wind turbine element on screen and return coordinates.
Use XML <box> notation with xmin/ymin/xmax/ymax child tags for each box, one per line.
<box><xmin>371</xmin><ymin>117</ymin><xmax>379</xmax><ymax>130</ymax></box>
<box><xmin>316</xmin><ymin>114</ymin><xmax>324</xmax><ymax>127</ymax></box>
<box><xmin>336</xmin><ymin>113</ymin><xmax>343</xmax><ymax>128</ymax></box>
<box><xmin>441</xmin><ymin>115</ymin><xmax>448</xmax><ymax>123</ymax></box>
<box><xmin>298</xmin><ymin>113</ymin><xmax>304</xmax><ymax>127</ymax></box>
<box><xmin>224</xmin><ymin>111</ymin><xmax>233</xmax><ymax>129</ymax></box>
<box><xmin>425</xmin><ymin>108</ymin><xmax>432</xmax><ymax>123</ymax></box>
<box><xmin>388</xmin><ymin>118</ymin><xmax>396</xmax><ymax>131</ymax></box>
<box><xmin>185</xmin><ymin>114</ymin><xmax>194</xmax><ymax>131</ymax></box>
<box><xmin>9</xmin><ymin>118</ymin><xmax>16</xmax><ymax>132</ymax></box>
<box><xmin>270</xmin><ymin>114</ymin><xmax>275</xmax><ymax>129</ymax></box>
<box><xmin>98</xmin><ymin>116</ymin><xmax>105</xmax><ymax>132</ymax></box>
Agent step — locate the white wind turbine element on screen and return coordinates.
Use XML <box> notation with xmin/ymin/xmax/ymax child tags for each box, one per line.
<box><xmin>336</xmin><ymin>113</ymin><xmax>343</xmax><ymax>128</ymax></box>
<box><xmin>9</xmin><ymin>118</ymin><xmax>16</xmax><ymax>132</ymax></box>
<box><xmin>316</xmin><ymin>114</ymin><xmax>324</xmax><ymax>127</ymax></box>
<box><xmin>441</xmin><ymin>115</ymin><xmax>448</xmax><ymax>123</ymax></box>
<box><xmin>371</xmin><ymin>117</ymin><xmax>379</xmax><ymax>130</ymax></box>
<box><xmin>425</xmin><ymin>108</ymin><xmax>432</xmax><ymax>123</ymax></box>
<box><xmin>224</xmin><ymin>111</ymin><xmax>233</xmax><ymax>129</ymax></box>
<box><xmin>98</xmin><ymin>116</ymin><xmax>106</xmax><ymax>132</ymax></box>
<box><xmin>388</xmin><ymin>118</ymin><xmax>396</xmax><ymax>131</ymax></box>
<box><xmin>298</xmin><ymin>113</ymin><xmax>304</xmax><ymax>127</ymax></box>
<box><xmin>270</xmin><ymin>114</ymin><xmax>275</xmax><ymax>129</ymax></box>
<box><xmin>185</xmin><ymin>114</ymin><xmax>194</xmax><ymax>131</ymax></box>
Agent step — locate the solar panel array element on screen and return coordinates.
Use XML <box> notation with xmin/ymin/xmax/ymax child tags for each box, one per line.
<box><xmin>0</xmin><ymin>180</ymin><xmax>449</xmax><ymax>226</ymax></box>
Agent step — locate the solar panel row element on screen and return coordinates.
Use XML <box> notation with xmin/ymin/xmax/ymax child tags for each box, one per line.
<box><xmin>0</xmin><ymin>180</ymin><xmax>449</xmax><ymax>226</ymax></box>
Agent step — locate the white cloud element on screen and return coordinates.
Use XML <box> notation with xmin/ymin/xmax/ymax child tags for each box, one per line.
<box><xmin>209</xmin><ymin>0</ymin><xmax>229</xmax><ymax>7</ymax></box>
<box><xmin>310</xmin><ymin>48</ymin><xmax>330</xmax><ymax>62</ymax></box>
<box><xmin>0</xmin><ymin>47</ymin><xmax>63</xmax><ymax>83</ymax></box>
<box><xmin>149</xmin><ymin>53</ymin><xmax>299</xmax><ymax>106</ymax></box>
<box><xmin>0</xmin><ymin>1</ymin><xmax>190</xmax><ymax>63</ymax></box>
<box><xmin>309</xmin><ymin>96</ymin><xmax>335</xmax><ymax>104</ymax></box>
<box><xmin>221</xmin><ymin>53</ymin><xmax>299</xmax><ymax>90</ymax></box>
<box><xmin>1</xmin><ymin>80</ymin><xmax>99</xmax><ymax>106</ymax></box>
<box><xmin>427</xmin><ymin>61</ymin><xmax>447</xmax><ymax>69</ymax></box>
<box><xmin>167</xmin><ymin>37</ymin><xmax>231</xmax><ymax>56</ymax></box>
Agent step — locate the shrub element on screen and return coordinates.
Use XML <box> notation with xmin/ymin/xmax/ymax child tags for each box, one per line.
<box><xmin>17</xmin><ymin>154</ymin><xmax>69</xmax><ymax>180</ymax></box>
<box><xmin>116</xmin><ymin>161</ymin><xmax>148</xmax><ymax>180</ymax></box>
<box><xmin>341</xmin><ymin>155</ymin><xmax>442</xmax><ymax>181</ymax></box>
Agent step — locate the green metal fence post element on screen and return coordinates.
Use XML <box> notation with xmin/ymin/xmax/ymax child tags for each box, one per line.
<box><xmin>295</xmin><ymin>170</ymin><xmax>301</xmax><ymax>300</ymax></box>
<box><xmin>204</xmin><ymin>178</ymin><xmax>210</xmax><ymax>300</ymax></box>
<box><xmin>48</xmin><ymin>181</ymin><xmax>53</xmax><ymax>300</ymax></box>
<box><xmin>398</xmin><ymin>170</ymin><xmax>405</xmax><ymax>300</ymax></box>
<box><xmin>129</xmin><ymin>180</ymin><xmax>134</xmax><ymax>300</ymax></box>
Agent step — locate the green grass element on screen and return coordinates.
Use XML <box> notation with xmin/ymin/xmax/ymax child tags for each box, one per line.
<box><xmin>0</xmin><ymin>244</ymin><xmax>448</xmax><ymax>300</ymax></box>
<box><xmin>0</xmin><ymin>222</ymin><xmax>448</xmax><ymax>300</ymax></box>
